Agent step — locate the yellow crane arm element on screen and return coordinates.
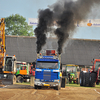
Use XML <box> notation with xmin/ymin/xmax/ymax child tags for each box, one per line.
<box><xmin>0</xmin><ymin>18</ymin><xmax>6</xmax><ymax>69</ymax></box>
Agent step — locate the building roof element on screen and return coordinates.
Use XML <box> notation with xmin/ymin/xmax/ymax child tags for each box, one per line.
<box><xmin>6</xmin><ymin>35</ymin><xmax>37</xmax><ymax>63</ymax></box>
<box><xmin>6</xmin><ymin>35</ymin><xmax>100</xmax><ymax>66</ymax></box>
<box><xmin>62</xmin><ymin>39</ymin><xmax>100</xmax><ymax>66</ymax></box>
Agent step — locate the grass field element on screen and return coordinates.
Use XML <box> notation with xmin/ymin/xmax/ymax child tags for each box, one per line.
<box><xmin>15</xmin><ymin>82</ymin><xmax>30</xmax><ymax>85</ymax></box>
<box><xmin>66</xmin><ymin>83</ymin><xmax>100</xmax><ymax>89</ymax></box>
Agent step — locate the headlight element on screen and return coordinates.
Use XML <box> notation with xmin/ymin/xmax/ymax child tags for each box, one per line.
<box><xmin>35</xmin><ymin>79</ymin><xmax>40</xmax><ymax>82</ymax></box>
<box><xmin>54</xmin><ymin>79</ymin><xmax>59</xmax><ymax>82</ymax></box>
<box><xmin>4</xmin><ymin>74</ymin><xmax>7</xmax><ymax>78</ymax></box>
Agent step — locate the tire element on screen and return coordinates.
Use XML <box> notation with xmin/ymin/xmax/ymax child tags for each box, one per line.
<box><xmin>76</xmin><ymin>78</ymin><xmax>79</xmax><ymax>84</ymax></box>
<box><xmin>59</xmin><ymin>78</ymin><xmax>62</xmax><ymax>89</ymax></box>
<box><xmin>24</xmin><ymin>79</ymin><xmax>27</xmax><ymax>82</ymax></box>
<box><xmin>76</xmin><ymin>78</ymin><xmax>78</xmax><ymax>84</ymax></box>
<box><xmin>16</xmin><ymin>76</ymin><xmax>23</xmax><ymax>83</ymax></box>
<box><xmin>83</xmin><ymin>73</ymin><xmax>85</xmax><ymax>86</ymax></box>
<box><xmin>56</xmin><ymin>85</ymin><xmax>60</xmax><ymax>90</ymax></box>
<box><xmin>56</xmin><ymin>78</ymin><xmax>62</xmax><ymax>90</ymax></box>
<box><xmin>90</xmin><ymin>73</ymin><xmax>96</xmax><ymax>87</ymax></box>
<box><xmin>61</xmin><ymin>78</ymin><xmax>66</xmax><ymax>87</ymax></box>
<box><xmin>85</xmin><ymin>73</ymin><xmax>90</xmax><ymax>87</ymax></box>
<box><xmin>38</xmin><ymin>86</ymin><xmax>42</xmax><ymax>89</ymax></box>
<box><xmin>79</xmin><ymin>71</ymin><xmax>83</xmax><ymax>86</ymax></box>
<box><xmin>34</xmin><ymin>85</ymin><xmax>37</xmax><ymax>89</ymax></box>
<box><xmin>96</xmin><ymin>81</ymin><xmax>99</xmax><ymax>85</ymax></box>
<box><xmin>13</xmin><ymin>75</ymin><xmax>16</xmax><ymax>84</ymax></box>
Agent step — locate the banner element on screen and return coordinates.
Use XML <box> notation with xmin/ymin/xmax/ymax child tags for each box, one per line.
<box><xmin>28</xmin><ymin>18</ymin><xmax>100</xmax><ymax>27</ymax></box>
<box><xmin>76</xmin><ymin>19</ymin><xmax>100</xmax><ymax>27</ymax></box>
<box><xmin>28</xmin><ymin>18</ymin><xmax>38</xmax><ymax>26</ymax></box>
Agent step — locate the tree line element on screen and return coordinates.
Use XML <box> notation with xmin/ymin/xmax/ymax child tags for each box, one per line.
<box><xmin>4</xmin><ymin>14</ymin><xmax>34</xmax><ymax>36</ymax></box>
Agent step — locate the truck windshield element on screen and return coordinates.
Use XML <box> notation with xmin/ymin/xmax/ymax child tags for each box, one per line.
<box><xmin>16</xmin><ymin>63</ymin><xmax>24</xmax><ymax>71</ymax></box>
<box><xmin>16</xmin><ymin>63</ymin><xmax>27</xmax><ymax>70</ymax></box>
<box><xmin>4</xmin><ymin>57</ymin><xmax>12</xmax><ymax>71</ymax></box>
<box><xmin>95</xmin><ymin>61</ymin><xmax>100</xmax><ymax>71</ymax></box>
<box><xmin>37</xmin><ymin>61</ymin><xmax>58</xmax><ymax>69</ymax></box>
<box><xmin>67</xmin><ymin>66</ymin><xmax>76</xmax><ymax>73</ymax></box>
<box><xmin>16</xmin><ymin>63</ymin><xmax>22</xmax><ymax>71</ymax></box>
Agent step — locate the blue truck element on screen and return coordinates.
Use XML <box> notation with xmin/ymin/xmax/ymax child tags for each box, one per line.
<box><xmin>34</xmin><ymin>50</ymin><xmax>62</xmax><ymax>90</ymax></box>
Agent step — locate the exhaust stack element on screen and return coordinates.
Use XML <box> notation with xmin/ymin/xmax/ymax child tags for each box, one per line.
<box><xmin>37</xmin><ymin>53</ymin><xmax>39</xmax><ymax>59</ymax></box>
<box><xmin>58</xmin><ymin>54</ymin><xmax>61</xmax><ymax>63</ymax></box>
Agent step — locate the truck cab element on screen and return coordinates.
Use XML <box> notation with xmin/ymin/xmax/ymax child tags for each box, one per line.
<box><xmin>0</xmin><ymin>55</ymin><xmax>17</xmax><ymax>85</ymax></box>
<box><xmin>93</xmin><ymin>59</ymin><xmax>100</xmax><ymax>84</ymax></box>
<box><xmin>16</xmin><ymin>64</ymin><xmax>30</xmax><ymax>83</ymax></box>
<box><xmin>34</xmin><ymin>50</ymin><xmax>62</xmax><ymax>90</ymax></box>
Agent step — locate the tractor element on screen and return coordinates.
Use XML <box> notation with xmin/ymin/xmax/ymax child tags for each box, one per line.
<box><xmin>79</xmin><ymin>59</ymin><xmax>100</xmax><ymax>87</ymax></box>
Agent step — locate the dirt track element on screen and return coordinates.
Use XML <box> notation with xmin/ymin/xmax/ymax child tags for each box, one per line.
<box><xmin>0</xmin><ymin>85</ymin><xmax>100</xmax><ymax>100</ymax></box>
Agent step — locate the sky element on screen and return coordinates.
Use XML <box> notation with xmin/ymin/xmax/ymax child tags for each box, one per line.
<box><xmin>0</xmin><ymin>0</ymin><xmax>100</xmax><ymax>40</ymax></box>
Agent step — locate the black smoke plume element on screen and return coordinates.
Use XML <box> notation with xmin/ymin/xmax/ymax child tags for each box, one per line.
<box><xmin>35</xmin><ymin>0</ymin><xmax>100</xmax><ymax>54</ymax></box>
<box><xmin>34</xmin><ymin>9</ymin><xmax>53</xmax><ymax>53</ymax></box>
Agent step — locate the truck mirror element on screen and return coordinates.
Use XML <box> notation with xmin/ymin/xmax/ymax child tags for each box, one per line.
<box><xmin>91</xmin><ymin>61</ymin><xmax>93</xmax><ymax>64</ymax></box>
<box><xmin>60</xmin><ymin>63</ymin><xmax>62</xmax><ymax>70</ymax></box>
<box><xmin>12</xmin><ymin>58</ymin><xmax>16</xmax><ymax>61</ymax></box>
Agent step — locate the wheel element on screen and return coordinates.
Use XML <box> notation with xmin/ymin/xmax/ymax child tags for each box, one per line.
<box><xmin>79</xmin><ymin>71</ymin><xmax>83</xmax><ymax>86</ymax></box>
<box><xmin>83</xmin><ymin>73</ymin><xmax>85</xmax><ymax>86</ymax></box>
<box><xmin>56</xmin><ymin>84</ymin><xmax>60</xmax><ymax>90</ymax></box>
<box><xmin>61</xmin><ymin>78</ymin><xmax>66</xmax><ymax>87</ymax></box>
<box><xmin>13</xmin><ymin>75</ymin><xmax>16</xmax><ymax>84</ymax></box>
<box><xmin>76</xmin><ymin>78</ymin><xmax>79</xmax><ymax>84</ymax></box>
<box><xmin>24</xmin><ymin>79</ymin><xmax>27</xmax><ymax>82</ymax></box>
<box><xmin>16</xmin><ymin>76</ymin><xmax>23</xmax><ymax>83</ymax></box>
<box><xmin>96</xmin><ymin>81</ymin><xmax>99</xmax><ymax>85</ymax></box>
<box><xmin>90</xmin><ymin>73</ymin><xmax>96</xmax><ymax>87</ymax></box>
<box><xmin>56</xmin><ymin>79</ymin><xmax>62</xmax><ymax>90</ymax></box>
<box><xmin>83</xmin><ymin>73</ymin><xmax>90</xmax><ymax>87</ymax></box>
<box><xmin>59</xmin><ymin>78</ymin><xmax>62</xmax><ymax>89</ymax></box>
<box><xmin>34</xmin><ymin>85</ymin><xmax>38</xmax><ymax>89</ymax></box>
<box><xmin>38</xmin><ymin>86</ymin><xmax>42</xmax><ymax>89</ymax></box>
<box><xmin>84</xmin><ymin>73</ymin><xmax>90</xmax><ymax>87</ymax></box>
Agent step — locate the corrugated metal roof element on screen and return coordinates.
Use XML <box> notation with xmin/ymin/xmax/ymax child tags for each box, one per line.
<box><xmin>5</xmin><ymin>35</ymin><xmax>100</xmax><ymax>66</ymax></box>
<box><xmin>6</xmin><ymin>35</ymin><xmax>37</xmax><ymax>62</ymax></box>
<box><xmin>61</xmin><ymin>39</ymin><xmax>99</xmax><ymax>66</ymax></box>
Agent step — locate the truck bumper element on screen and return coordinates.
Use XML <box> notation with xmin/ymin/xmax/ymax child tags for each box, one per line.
<box><xmin>23</xmin><ymin>75</ymin><xmax>30</xmax><ymax>79</ymax></box>
<box><xmin>34</xmin><ymin>81</ymin><xmax>59</xmax><ymax>87</ymax></box>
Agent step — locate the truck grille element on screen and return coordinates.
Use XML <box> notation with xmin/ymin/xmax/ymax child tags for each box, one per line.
<box><xmin>43</xmin><ymin>71</ymin><xmax>51</xmax><ymax>80</ymax></box>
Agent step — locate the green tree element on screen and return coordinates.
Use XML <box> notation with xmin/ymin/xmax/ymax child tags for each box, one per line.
<box><xmin>5</xmin><ymin>14</ymin><xmax>34</xmax><ymax>36</ymax></box>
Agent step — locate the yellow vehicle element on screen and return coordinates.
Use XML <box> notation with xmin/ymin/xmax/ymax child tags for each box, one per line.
<box><xmin>0</xmin><ymin>18</ymin><xmax>17</xmax><ymax>85</ymax></box>
<box><xmin>0</xmin><ymin>18</ymin><xmax>6</xmax><ymax>73</ymax></box>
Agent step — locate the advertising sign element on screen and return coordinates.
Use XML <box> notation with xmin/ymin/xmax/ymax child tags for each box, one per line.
<box><xmin>28</xmin><ymin>18</ymin><xmax>100</xmax><ymax>27</ymax></box>
<box><xmin>28</xmin><ymin>18</ymin><xmax>38</xmax><ymax>26</ymax></box>
<box><xmin>76</xmin><ymin>19</ymin><xmax>100</xmax><ymax>27</ymax></box>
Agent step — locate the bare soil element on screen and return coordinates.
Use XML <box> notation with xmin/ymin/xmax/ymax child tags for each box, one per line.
<box><xmin>0</xmin><ymin>84</ymin><xmax>100</xmax><ymax>100</ymax></box>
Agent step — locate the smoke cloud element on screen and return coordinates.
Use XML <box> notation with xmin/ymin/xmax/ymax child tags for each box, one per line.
<box><xmin>35</xmin><ymin>0</ymin><xmax>100</xmax><ymax>54</ymax></box>
<box><xmin>34</xmin><ymin>9</ymin><xmax>54</xmax><ymax>53</ymax></box>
